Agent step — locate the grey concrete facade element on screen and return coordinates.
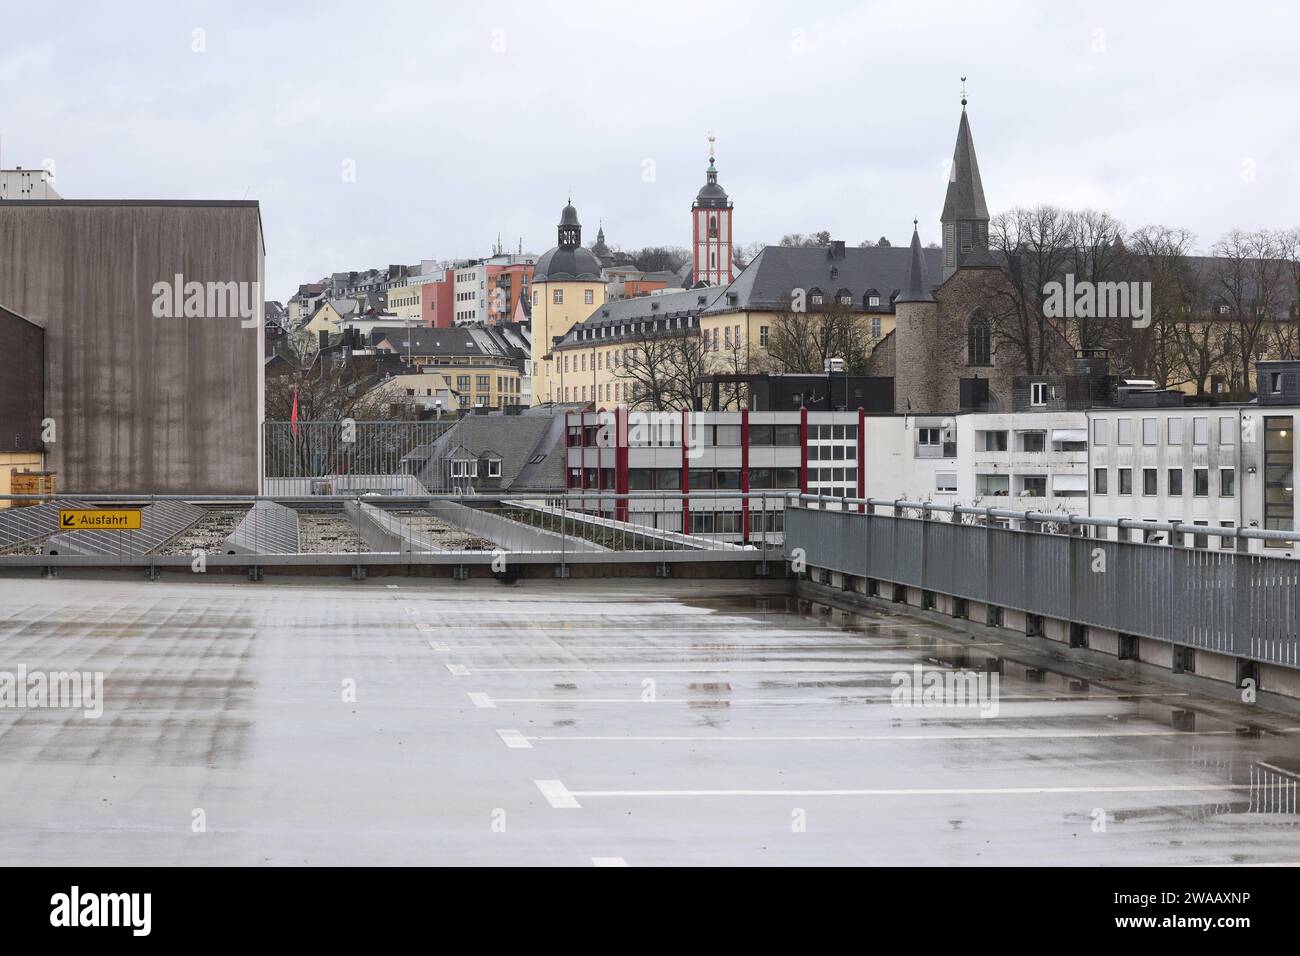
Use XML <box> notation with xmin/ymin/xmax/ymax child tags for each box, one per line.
<box><xmin>0</xmin><ymin>200</ymin><xmax>265</xmax><ymax>493</ymax></box>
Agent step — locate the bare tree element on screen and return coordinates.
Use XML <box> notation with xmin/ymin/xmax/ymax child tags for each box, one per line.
<box><xmin>1211</xmin><ymin>229</ymin><xmax>1288</xmax><ymax>393</ymax></box>
<box><xmin>985</xmin><ymin>205</ymin><xmax>1078</xmax><ymax>375</ymax></box>
<box><xmin>1120</xmin><ymin>225</ymin><xmax>1199</xmax><ymax>387</ymax></box>
<box><xmin>1067</xmin><ymin>209</ymin><xmax>1129</xmax><ymax>353</ymax></box>
<box><xmin>265</xmin><ymin>334</ymin><xmax>397</xmax><ymax>422</ymax></box>
<box><xmin>779</xmin><ymin>231</ymin><xmax>832</xmax><ymax>248</ymax></box>
<box><xmin>628</xmin><ymin>246</ymin><xmax>689</xmax><ymax>273</ymax></box>
<box><xmin>759</xmin><ymin>294</ymin><xmax>872</xmax><ymax>376</ymax></box>
<box><xmin>620</xmin><ymin>325</ymin><xmax>707</xmax><ymax>411</ymax></box>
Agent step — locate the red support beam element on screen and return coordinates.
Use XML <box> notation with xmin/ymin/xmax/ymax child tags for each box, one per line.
<box><xmin>799</xmin><ymin>406</ymin><xmax>809</xmax><ymax>495</ymax></box>
<box><xmin>741</xmin><ymin>407</ymin><xmax>750</xmax><ymax>543</ymax></box>
<box><xmin>681</xmin><ymin>407</ymin><xmax>691</xmax><ymax>535</ymax></box>
<box><xmin>615</xmin><ymin>407</ymin><xmax>629</xmax><ymax>523</ymax></box>
<box><xmin>857</xmin><ymin>405</ymin><xmax>866</xmax><ymax>513</ymax></box>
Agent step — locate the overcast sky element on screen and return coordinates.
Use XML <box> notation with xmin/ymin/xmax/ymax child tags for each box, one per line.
<box><xmin>3</xmin><ymin>0</ymin><xmax>1297</xmax><ymax>300</ymax></box>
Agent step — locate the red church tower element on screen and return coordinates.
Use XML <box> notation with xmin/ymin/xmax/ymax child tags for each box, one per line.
<box><xmin>690</xmin><ymin>134</ymin><xmax>734</xmax><ymax>287</ymax></box>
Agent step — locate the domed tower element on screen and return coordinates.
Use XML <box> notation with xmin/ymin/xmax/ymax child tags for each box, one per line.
<box><xmin>691</xmin><ymin>134</ymin><xmax>734</xmax><ymax>287</ymax></box>
<box><xmin>529</xmin><ymin>199</ymin><xmax>607</xmax><ymax>404</ymax></box>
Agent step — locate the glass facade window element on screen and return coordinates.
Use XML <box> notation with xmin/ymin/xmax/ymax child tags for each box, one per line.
<box><xmin>1264</xmin><ymin>417</ymin><xmax>1294</xmax><ymax>545</ymax></box>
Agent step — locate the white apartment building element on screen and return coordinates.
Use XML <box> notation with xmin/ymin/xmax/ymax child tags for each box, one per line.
<box><xmin>885</xmin><ymin>411</ymin><xmax>1090</xmax><ymax>515</ymax></box>
<box><xmin>1086</xmin><ymin>401</ymin><xmax>1297</xmax><ymax>555</ymax></box>
<box><xmin>452</xmin><ymin>263</ymin><xmax>490</xmax><ymax>325</ymax></box>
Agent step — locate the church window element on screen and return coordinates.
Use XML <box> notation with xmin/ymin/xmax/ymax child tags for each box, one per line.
<box><xmin>709</xmin><ymin>216</ymin><xmax>718</xmax><ymax>238</ymax></box>
<box><xmin>960</xmin><ymin>222</ymin><xmax>973</xmax><ymax>254</ymax></box>
<box><xmin>968</xmin><ymin>313</ymin><xmax>992</xmax><ymax>366</ymax></box>
<box><xmin>553</xmin><ymin>289</ymin><xmax>564</xmax><ymax>305</ymax></box>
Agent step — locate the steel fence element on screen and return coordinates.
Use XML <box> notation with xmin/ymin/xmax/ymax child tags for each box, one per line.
<box><xmin>784</xmin><ymin>495</ymin><xmax>1300</xmax><ymax>669</ymax></box>
<box><xmin>262</xmin><ymin>420</ymin><xmax>455</xmax><ymax>493</ymax></box>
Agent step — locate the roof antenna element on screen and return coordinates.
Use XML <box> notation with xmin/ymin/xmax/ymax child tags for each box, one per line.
<box><xmin>960</xmin><ymin>76</ymin><xmax>968</xmax><ymax>110</ymax></box>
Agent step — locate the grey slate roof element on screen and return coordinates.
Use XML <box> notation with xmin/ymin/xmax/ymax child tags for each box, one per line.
<box><xmin>701</xmin><ymin>244</ymin><xmax>943</xmax><ymax>315</ymax></box>
<box><xmin>557</xmin><ymin>287</ymin><xmax>728</xmax><ymax>348</ymax></box>
<box><xmin>369</xmin><ymin>325</ymin><xmax>526</xmax><ymax>361</ymax></box>
<box><xmin>416</xmin><ymin>407</ymin><xmax>576</xmax><ymax>492</ymax></box>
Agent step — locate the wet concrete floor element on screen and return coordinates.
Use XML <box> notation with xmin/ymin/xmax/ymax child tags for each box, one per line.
<box><xmin>0</xmin><ymin>575</ymin><xmax>1297</xmax><ymax>865</ymax></box>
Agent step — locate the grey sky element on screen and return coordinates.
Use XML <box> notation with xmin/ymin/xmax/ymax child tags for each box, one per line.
<box><xmin>3</xmin><ymin>0</ymin><xmax>1297</xmax><ymax>300</ymax></box>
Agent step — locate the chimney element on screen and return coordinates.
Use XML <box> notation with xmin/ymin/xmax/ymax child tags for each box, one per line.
<box><xmin>829</xmin><ymin>240</ymin><xmax>846</xmax><ymax>260</ymax></box>
<box><xmin>318</xmin><ymin>329</ymin><xmax>328</xmax><ymax>353</ymax></box>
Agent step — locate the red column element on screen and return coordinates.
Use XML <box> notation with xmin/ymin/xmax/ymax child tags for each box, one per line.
<box><xmin>799</xmin><ymin>406</ymin><xmax>809</xmax><ymax>495</ymax></box>
<box><xmin>615</xmin><ymin>407</ymin><xmax>629</xmax><ymax>523</ymax></box>
<box><xmin>857</xmin><ymin>406</ymin><xmax>866</xmax><ymax>513</ymax></box>
<box><xmin>681</xmin><ymin>407</ymin><xmax>691</xmax><ymax>535</ymax></box>
<box><xmin>565</xmin><ymin>412</ymin><xmax>572</xmax><ymax>491</ymax></box>
<box><xmin>579</xmin><ymin>412</ymin><xmax>587</xmax><ymax>496</ymax></box>
<box><xmin>741</xmin><ymin>407</ymin><xmax>750</xmax><ymax>543</ymax></box>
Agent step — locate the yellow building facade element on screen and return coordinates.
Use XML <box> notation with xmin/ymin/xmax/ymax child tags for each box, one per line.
<box><xmin>528</xmin><ymin>202</ymin><xmax>607</xmax><ymax>405</ymax></box>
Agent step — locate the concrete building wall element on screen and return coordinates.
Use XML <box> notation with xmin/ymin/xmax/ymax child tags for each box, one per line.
<box><xmin>0</xmin><ymin>305</ymin><xmax>45</xmax><ymax>454</ymax></box>
<box><xmin>0</xmin><ymin>200</ymin><xmax>264</xmax><ymax>494</ymax></box>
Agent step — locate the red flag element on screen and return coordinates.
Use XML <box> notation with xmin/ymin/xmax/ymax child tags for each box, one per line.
<box><xmin>291</xmin><ymin>386</ymin><xmax>300</xmax><ymax>436</ymax></box>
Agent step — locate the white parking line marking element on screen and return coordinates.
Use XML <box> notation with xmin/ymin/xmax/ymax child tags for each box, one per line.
<box><xmin>484</xmin><ymin>692</ymin><xmax>1191</xmax><ymax>706</ymax></box>
<box><xmin>563</xmin><ymin>784</ymin><xmax>1260</xmax><ymax>800</ymax></box>
<box><xmin>497</xmin><ymin>729</ymin><xmax>533</xmax><ymax>749</ymax></box>
<box><xmin>405</xmin><ymin>607</ymin><xmax>420</xmax><ymax>615</ymax></box>
<box><xmin>469</xmin><ymin>664</ymin><xmax>913</xmax><ymax>674</ymax></box>
<box><xmin>428</xmin><ymin>641</ymin><xmax>450</xmax><ymax>653</ymax></box>
<box><xmin>521</xmin><ymin>729</ymin><xmax>1257</xmax><ymax>743</ymax></box>
<box><xmin>386</xmin><ymin>585</ymin><xmax>398</xmax><ymax>589</ymax></box>
<box><xmin>446</xmin><ymin>664</ymin><xmax>470</xmax><ymax>677</ymax></box>
<box><xmin>592</xmin><ymin>857</ymin><xmax>628</xmax><ymax>867</ymax></box>
<box><xmin>415</xmin><ymin>623</ymin><xmax>434</xmax><ymax>631</ymax></box>
<box><xmin>535</xmin><ymin>779</ymin><xmax>582</xmax><ymax>809</ymax></box>
<box><xmin>467</xmin><ymin>692</ymin><xmax>496</xmax><ymax>709</ymax></box>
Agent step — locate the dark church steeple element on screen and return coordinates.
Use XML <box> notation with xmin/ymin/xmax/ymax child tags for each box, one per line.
<box><xmin>940</xmin><ymin>80</ymin><xmax>991</xmax><ymax>281</ymax></box>
<box><xmin>896</xmin><ymin>219</ymin><xmax>934</xmax><ymax>303</ymax></box>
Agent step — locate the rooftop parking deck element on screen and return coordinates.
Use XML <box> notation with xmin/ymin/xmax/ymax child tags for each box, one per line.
<box><xmin>1</xmin><ymin>576</ymin><xmax>1298</xmax><ymax>865</ymax></box>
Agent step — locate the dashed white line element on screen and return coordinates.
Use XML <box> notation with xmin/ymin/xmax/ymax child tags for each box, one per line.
<box><xmin>445</xmin><ymin>664</ymin><xmax>470</xmax><ymax>677</ymax></box>
<box><xmin>428</xmin><ymin>641</ymin><xmax>450</xmax><ymax>653</ymax></box>
<box><xmin>496</xmin><ymin>729</ymin><xmax>532</xmax><ymax>749</ymax></box>
<box><xmin>535</xmin><ymin>779</ymin><xmax>582</xmax><ymax>809</ymax></box>
<box><xmin>467</xmin><ymin>692</ymin><xmax>496</xmax><ymax>709</ymax></box>
<box><xmin>519</xmin><ymin>729</ymin><xmax>1256</xmax><ymax>743</ymax></box>
<box><xmin>558</xmin><ymin>783</ymin><xmax>1260</xmax><ymax>801</ymax></box>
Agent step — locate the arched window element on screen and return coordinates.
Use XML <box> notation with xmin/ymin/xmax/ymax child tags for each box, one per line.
<box><xmin>967</xmin><ymin>312</ymin><xmax>992</xmax><ymax>366</ymax></box>
<box><xmin>708</xmin><ymin>216</ymin><xmax>718</xmax><ymax>238</ymax></box>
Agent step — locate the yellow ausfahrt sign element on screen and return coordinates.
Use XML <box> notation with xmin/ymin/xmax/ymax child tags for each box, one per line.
<box><xmin>58</xmin><ymin>510</ymin><xmax>142</xmax><ymax>531</ymax></box>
